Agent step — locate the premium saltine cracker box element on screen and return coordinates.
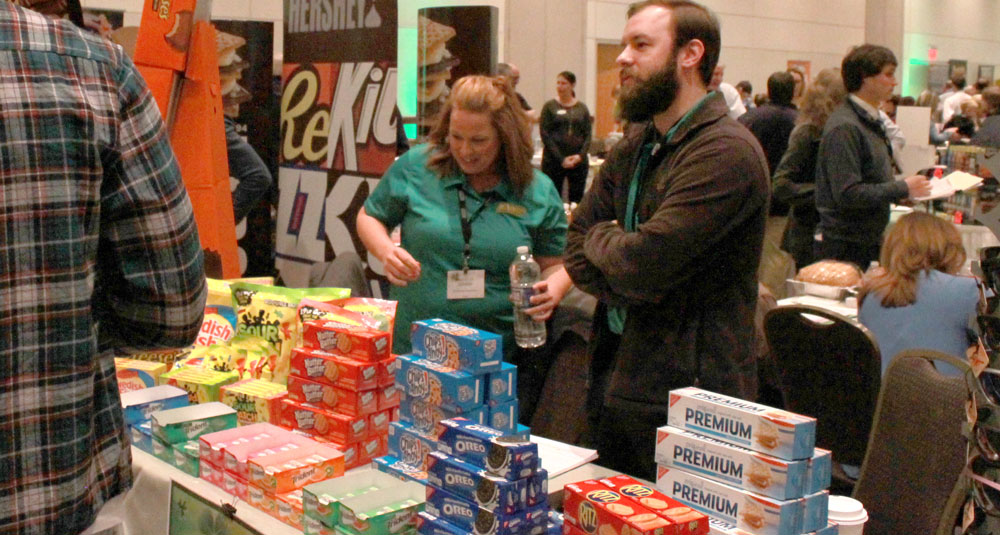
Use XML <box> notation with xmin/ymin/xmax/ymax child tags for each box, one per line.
<box><xmin>667</xmin><ymin>387</ymin><xmax>816</xmax><ymax>460</ymax></box>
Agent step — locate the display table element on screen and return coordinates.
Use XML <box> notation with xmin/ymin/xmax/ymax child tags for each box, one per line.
<box><xmin>113</xmin><ymin>435</ymin><xmax>599</xmax><ymax>534</ymax></box>
<box><xmin>777</xmin><ymin>295</ymin><xmax>858</xmax><ymax>320</ymax></box>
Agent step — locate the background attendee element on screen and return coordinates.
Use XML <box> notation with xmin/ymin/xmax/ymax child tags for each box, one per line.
<box><xmin>943</xmin><ymin>98</ymin><xmax>980</xmax><ymax>141</ymax></box>
<box><xmin>0</xmin><ymin>3</ymin><xmax>207</xmax><ymax>533</ymax></box>
<box><xmin>708</xmin><ymin>63</ymin><xmax>747</xmax><ymax>118</ymax></box>
<box><xmin>942</xmin><ymin>76</ymin><xmax>975</xmax><ymax>123</ymax></box>
<box><xmin>540</xmin><ymin>71</ymin><xmax>593</xmax><ymax>203</ymax></box>
<box><xmin>566</xmin><ymin>0</ymin><xmax>768</xmax><ymax>479</ymax></box>
<box><xmin>858</xmin><ymin>212</ymin><xmax>979</xmax><ymax>377</ymax></box>
<box><xmin>814</xmin><ymin>44</ymin><xmax>931</xmax><ymax>268</ymax></box>
<box><xmin>788</xmin><ymin>66</ymin><xmax>806</xmax><ymax>105</ymax></box>
<box><xmin>772</xmin><ymin>68</ymin><xmax>847</xmax><ymax>269</ymax></box>
<box><xmin>739</xmin><ymin>70</ymin><xmax>798</xmax><ymax>176</ymax></box>
<box><xmin>357</xmin><ymin>75</ymin><xmax>571</xmax><ymax>359</ymax></box>
<box><xmin>736</xmin><ymin>79</ymin><xmax>754</xmax><ymax>109</ymax></box>
<box><xmin>881</xmin><ymin>93</ymin><xmax>900</xmax><ymax>122</ymax></box>
<box><xmin>497</xmin><ymin>62</ymin><xmax>539</xmax><ymax>122</ymax></box>
<box><xmin>972</xmin><ymin>86</ymin><xmax>1000</xmax><ymax>148</ymax></box>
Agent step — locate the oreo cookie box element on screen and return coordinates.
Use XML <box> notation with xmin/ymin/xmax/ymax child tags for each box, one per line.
<box><xmin>667</xmin><ymin>387</ymin><xmax>816</xmax><ymax>460</ymax></box>
<box><xmin>434</xmin><ymin>418</ymin><xmax>539</xmax><ymax>480</ymax></box>
<box><xmin>655</xmin><ymin>425</ymin><xmax>809</xmax><ymax>500</ymax></box>
<box><xmin>410</xmin><ymin>319</ymin><xmax>502</xmax><ymax>374</ymax></box>
<box><xmin>416</xmin><ymin>511</ymin><xmax>469</xmax><ymax>535</ymax></box>
<box><xmin>424</xmin><ymin>485</ymin><xmax>544</xmax><ymax>535</ymax></box>
<box><xmin>426</xmin><ymin>451</ymin><xmax>525</xmax><ymax>514</ymax></box>
<box><xmin>655</xmin><ymin>466</ymin><xmax>803</xmax><ymax>535</ymax></box>
<box><xmin>396</xmin><ymin>354</ymin><xmax>485</xmax><ymax>410</ymax></box>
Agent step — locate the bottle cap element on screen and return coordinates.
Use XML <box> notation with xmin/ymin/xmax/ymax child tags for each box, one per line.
<box><xmin>517</xmin><ymin>245</ymin><xmax>529</xmax><ymax>254</ymax></box>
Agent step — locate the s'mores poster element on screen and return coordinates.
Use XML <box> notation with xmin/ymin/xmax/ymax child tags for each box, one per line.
<box><xmin>211</xmin><ymin>20</ymin><xmax>278</xmax><ymax>278</ymax></box>
<box><xmin>416</xmin><ymin>6</ymin><xmax>499</xmax><ymax>140</ymax></box>
<box><xmin>278</xmin><ymin>0</ymin><xmax>398</xmax><ymax>290</ymax></box>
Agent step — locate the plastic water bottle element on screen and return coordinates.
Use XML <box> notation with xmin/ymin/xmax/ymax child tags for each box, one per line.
<box><xmin>510</xmin><ymin>246</ymin><xmax>546</xmax><ymax>348</ymax></box>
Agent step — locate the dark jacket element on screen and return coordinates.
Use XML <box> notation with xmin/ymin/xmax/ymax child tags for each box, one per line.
<box><xmin>738</xmin><ymin>102</ymin><xmax>798</xmax><ymax>175</ymax></box>
<box><xmin>815</xmin><ymin>98</ymin><xmax>908</xmax><ymax>245</ymax></box>
<box><xmin>972</xmin><ymin>116</ymin><xmax>1000</xmax><ymax>148</ymax></box>
<box><xmin>565</xmin><ymin>92</ymin><xmax>769</xmax><ymax>410</ymax></box>
<box><xmin>772</xmin><ymin>122</ymin><xmax>822</xmax><ymax>267</ymax></box>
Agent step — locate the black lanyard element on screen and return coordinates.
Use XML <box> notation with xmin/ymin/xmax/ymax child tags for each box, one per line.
<box><xmin>457</xmin><ymin>187</ymin><xmax>493</xmax><ymax>273</ymax></box>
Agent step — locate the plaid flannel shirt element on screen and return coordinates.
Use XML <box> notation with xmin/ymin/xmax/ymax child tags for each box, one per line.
<box><xmin>0</xmin><ymin>4</ymin><xmax>207</xmax><ymax>534</ymax></box>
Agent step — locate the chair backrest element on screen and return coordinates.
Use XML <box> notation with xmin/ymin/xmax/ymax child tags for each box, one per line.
<box><xmin>852</xmin><ymin>350</ymin><xmax>970</xmax><ymax>535</ymax></box>
<box><xmin>764</xmin><ymin>304</ymin><xmax>881</xmax><ymax>467</ymax></box>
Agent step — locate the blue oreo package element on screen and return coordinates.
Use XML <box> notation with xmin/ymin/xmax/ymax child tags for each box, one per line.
<box><xmin>388</xmin><ymin>420</ymin><xmax>439</xmax><ymax>470</ymax></box>
<box><xmin>396</xmin><ymin>354</ymin><xmax>485</xmax><ymax>410</ymax></box>
<box><xmin>526</xmin><ymin>469</ymin><xmax>548</xmax><ymax>507</ymax></box>
<box><xmin>487</xmin><ymin>399</ymin><xmax>519</xmax><ymax>434</ymax></box>
<box><xmin>410</xmin><ymin>319</ymin><xmax>503</xmax><ymax>374</ymax></box>
<box><xmin>485</xmin><ymin>363</ymin><xmax>517</xmax><ymax>404</ymax></box>
<box><xmin>400</xmin><ymin>396</ymin><xmax>486</xmax><ymax>434</ymax></box>
<box><xmin>424</xmin><ymin>485</ymin><xmax>523</xmax><ymax>535</ymax></box>
<box><xmin>434</xmin><ymin>418</ymin><xmax>539</xmax><ymax>480</ymax></box>
<box><xmin>426</xmin><ymin>451</ymin><xmax>525</xmax><ymax>514</ymax></box>
<box><xmin>415</xmin><ymin>511</ymin><xmax>470</xmax><ymax>535</ymax></box>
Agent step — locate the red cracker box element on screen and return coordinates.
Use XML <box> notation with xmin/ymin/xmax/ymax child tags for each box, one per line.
<box><xmin>369</xmin><ymin>409</ymin><xmax>393</xmax><ymax>436</ymax></box>
<box><xmin>600</xmin><ymin>475</ymin><xmax>709</xmax><ymax>534</ymax></box>
<box><xmin>301</xmin><ymin>319</ymin><xmax>391</xmax><ymax>362</ymax></box>
<box><xmin>358</xmin><ymin>434</ymin><xmax>388</xmax><ymax>465</ymax></box>
<box><xmin>290</xmin><ymin>347</ymin><xmax>378</xmax><ymax>391</ymax></box>
<box><xmin>378</xmin><ymin>355</ymin><xmax>400</xmax><ymax>388</ymax></box>
<box><xmin>248</xmin><ymin>443</ymin><xmax>346</xmax><ymax>494</ymax></box>
<box><xmin>281</xmin><ymin>398</ymin><xmax>369</xmax><ymax>444</ymax></box>
<box><xmin>287</xmin><ymin>375</ymin><xmax>377</xmax><ymax>417</ymax></box>
<box><xmin>564</xmin><ymin>480</ymin><xmax>676</xmax><ymax>535</ymax></box>
<box><xmin>378</xmin><ymin>384</ymin><xmax>401</xmax><ymax>411</ymax></box>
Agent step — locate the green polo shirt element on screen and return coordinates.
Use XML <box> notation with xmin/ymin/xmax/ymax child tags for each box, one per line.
<box><xmin>364</xmin><ymin>144</ymin><xmax>567</xmax><ymax>357</ymax></box>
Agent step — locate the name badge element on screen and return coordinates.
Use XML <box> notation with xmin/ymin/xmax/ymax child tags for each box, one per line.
<box><xmin>557</xmin><ymin>109</ymin><xmax>567</xmax><ymax>115</ymax></box>
<box><xmin>447</xmin><ymin>270</ymin><xmax>486</xmax><ymax>300</ymax></box>
<box><xmin>496</xmin><ymin>202</ymin><xmax>526</xmax><ymax>217</ymax></box>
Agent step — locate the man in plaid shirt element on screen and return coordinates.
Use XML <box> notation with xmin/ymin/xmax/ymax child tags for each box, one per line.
<box><xmin>0</xmin><ymin>3</ymin><xmax>207</xmax><ymax>534</ymax></box>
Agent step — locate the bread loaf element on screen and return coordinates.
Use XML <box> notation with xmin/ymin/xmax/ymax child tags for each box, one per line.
<box><xmin>795</xmin><ymin>260</ymin><xmax>862</xmax><ymax>287</ymax></box>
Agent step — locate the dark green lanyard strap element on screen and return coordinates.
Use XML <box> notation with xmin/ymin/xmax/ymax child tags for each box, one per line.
<box><xmin>457</xmin><ymin>186</ymin><xmax>493</xmax><ymax>273</ymax></box>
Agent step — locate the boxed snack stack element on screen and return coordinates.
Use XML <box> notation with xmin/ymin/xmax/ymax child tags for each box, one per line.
<box><xmin>302</xmin><ymin>467</ymin><xmax>424</xmax><ymax>535</ymax></box>
<box><xmin>220</xmin><ymin>378</ymin><xmax>287</xmax><ymax>425</ymax></box>
<box><xmin>563</xmin><ymin>478</ymin><xmax>710</xmax><ymax>535</ymax></box>
<box><xmin>654</xmin><ymin>388</ymin><xmax>832</xmax><ymax>535</ymax></box>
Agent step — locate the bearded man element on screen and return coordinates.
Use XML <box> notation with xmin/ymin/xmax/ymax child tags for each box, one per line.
<box><xmin>564</xmin><ymin>0</ymin><xmax>769</xmax><ymax>479</ymax></box>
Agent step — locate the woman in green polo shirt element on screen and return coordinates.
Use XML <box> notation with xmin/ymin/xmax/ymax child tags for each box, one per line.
<box><xmin>357</xmin><ymin>75</ymin><xmax>572</xmax><ymax>358</ymax></box>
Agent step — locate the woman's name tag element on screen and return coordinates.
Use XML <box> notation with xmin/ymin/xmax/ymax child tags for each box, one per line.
<box><xmin>557</xmin><ymin>109</ymin><xmax>568</xmax><ymax>115</ymax></box>
<box><xmin>447</xmin><ymin>270</ymin><xmax>485</xmax><ymax>299</ymax></box>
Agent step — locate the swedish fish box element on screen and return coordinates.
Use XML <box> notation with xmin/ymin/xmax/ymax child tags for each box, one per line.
<box><xmin>159</xmin><ymin>366</ymin><xmax>240</xmax><ymax>404</ymax></box>
<box><xmin>598</xmin><ymin>474</ymin><xmax>710</xmax><ymax>534</ymax></box>
<box><xmin>121</xmin><ymin>385</ymin><xmax>189</xmax><ymax>425</ymax></box>
<box><xmin>415</xmin><ymin>511</ymin><xmax>468</xmax><ymax>535</ymax></box>
<box><xmin>667</xmin><ymin>388</ymin><xmax>816</xmax><ymax>460</ymax></box>
<box><xmin>563</xmin><ymin>480</ymin><xmax>675</xmax><ymax>535</ymax></box>
<box><xmin>801</xmin><ymin>491</ymin><xmax>829</xmax><ymax>533</ymax></box>
<box><xmin>291</xmin><ymin>347</ymin><xmax>379</xmax><ymax>391</ymax></box>
<box><xmin>303</xmin><ymin>467</ymin><xmax>399</xmax><ymax>527</ymax></box>
<box><xmin>434</xmin><ymin>418</ymin><xmax>539</xmax><ymax>480</ymax></box>
<box><xmin>221</xmin><ymin>379</ymin><xmax>287</xmax><ymax>425</ymax></box>
<box><xmin>654</xmin><ymin>426</ymin><xmax>808</xmax><ymax>500</ymax></box>
<box><xmin>410</xmin><ymin>319</ymin><xmax>502</xmax><ymax>374</ymax></box>
<box><xmin>400</xmin><ymin>397</ymin><xmax>486</xmax><ymax>435</ymax></box>
<box><xmin>424</xmin><ymin>485</ymin><xmax>524</xmax><ymax>535</ymax></box>
<box><xmin>115</xmin><ymin>358</ymin><xmax>168</xmax><ymax>392</ymax></box>
<box><xmin>425</xmin><ymin>451</ymin><xmax>525</xmax><ymax>515</ymax></box>
<box><xmin>151</xmin><ymin>402</ymin><xmax>238</xmax><ymax>444</ymax></box>
<box><xmin>485</xmin><ymin>363</ymin><xmax>517</xmax><ymax>404</ymax></box>
<box><xmin>375</xmin><ymin>455</ymin><xmax>430</xmax><ymax>484</ymax></box>
<box><xmin>302</xmin><ymin>319</ymin><xmax>392</xmax><ymax>362</ymax></box>
<box><xmin>389</xmin><ymin>421</ymin><xmax>438</xmax><ymax>470</ymax></box>
<box><xmin>249</xmin><ymin>442</ymin><xmax>346</xmax><ymax>494</ymax></box>
<box><xmin>287</xmin><ymin>375</ymin><xmax>378</xmax><ymax>417</ymax></box>
<box><xmin>805</xmin><ymin>449</ymin><xmax>832</xmax><ymax>494</ymax></box>
<box><xmin>338</xmin><ymin>482</ymin><xmax>426</xmax><ymax>535</ymax></box>
<box><xmin>397</xmin><ymin>354</ymin><xmax>485</xmax><ymax>410</ymax></box>
<box><xmin>487</xmin><ymin>400</ymin><xmax>518</xmax><ymax>434</ymax></box>
<box><xmin>655</xmin><ymin>466</ymin><xmax>803</xmax><ymax>535</ymax></box>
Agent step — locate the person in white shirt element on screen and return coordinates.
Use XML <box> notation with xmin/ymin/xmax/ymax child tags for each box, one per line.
<box><xmin>708</xmin><ymin>64</ymin><xmax>746</xmax><ymax>119</ymax></box>
<box><xmin>942</xmin><ymin>76</ymin><xmax>975</xmax><ymax>123</ymax></box>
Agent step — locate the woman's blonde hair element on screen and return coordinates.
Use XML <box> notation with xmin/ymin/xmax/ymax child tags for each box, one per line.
<box><xmin>859</xmin><ymin>212</ymin><xmax>966</xmax><ymax>308</ymax></box>
<box><xmin>797</xmin><ymin>68</ymin><xmax>847</xmax><ymax>128</ymax></box>
<box><xmin>427</xmin><ymin>75</ymin><xmax>534</xmax><ymax>195</ymax></box>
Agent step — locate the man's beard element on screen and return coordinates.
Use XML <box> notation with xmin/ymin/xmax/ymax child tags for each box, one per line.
<box><xmin>618</xmin><ymin>56</ymin><xmax>680</xmax><ymax>123</ymax></box>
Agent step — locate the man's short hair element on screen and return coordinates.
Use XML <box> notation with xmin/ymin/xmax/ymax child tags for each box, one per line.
<box><xmin>951</xmin><ymin>75</ymin><xmax>966</xmax><ymax>90</ymax></box>
<box><xmin>841</xmin><ymin>44</ymin><xmax>897</xmax><ymax>93</ymax></box>
<box><xmin>496</xmin><ymin>63</ymin><xmax>515</xmax><ymax>78</ymax></box>
<box><xmin>766</xmin><ymin>71</ymin><xmax>795</xmax><ymax>105</ymax></box>
<box><xmin>975</xmin><ymin>77</ymin><xmax>990</xmax><ymax>92</ymax></box>
<box><xmin>735</xmin><ymin>80</ymin><xmax>752</xmax><ymax>94</ymax></box>
<box><xmin>627</xmin><ymin>1</ymin><xmax>720</xmax><ymax>86</ymax></box>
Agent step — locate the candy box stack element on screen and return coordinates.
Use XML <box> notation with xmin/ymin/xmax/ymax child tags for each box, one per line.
<box><xmin>115</xmin><ymin>357</ymin><xmax>168</xmax><ymax>392</ymax></box>
<box><xmin>420</xmin><ymin>419</ymin><xmax>557</xmax><ymax>535</ymax></box>
<box><xmin>158</xmin><ymin>366</ymin><xmax>240</xmax><ymax>404</ymax></box>
<box><xmin>221</xmin><ymin>378</ymin><xmax>288</xmax><ymax>425</ymax></box>
<box><xmin>121</xmin><ymin>385</ymin><xmax>189</xmax><ymax>427</ymax></box>
<box><xmin>655</xmin><ymin>388</ymin><xmax>831</xmax><ymax>535</ymax></box>
<box><xmin>302</xmin><ymin>467</ymin><xmax>424</xmax><ymax>535</ymax></box>
<box><xmin>148</xmin><ymin>402</ymin><xmax>237</xmax><ymax>475</ymax></box>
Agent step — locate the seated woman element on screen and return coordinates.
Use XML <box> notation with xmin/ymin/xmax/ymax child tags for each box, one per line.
<box><xmin>356</xmin><ymin>75</ymin><xmax>572</xmax><ymax>358</ymax></box>
<box><xmin>858</xmin><ymin>212</ymin><xmax>980</xmax><ymax>376</ymax></box>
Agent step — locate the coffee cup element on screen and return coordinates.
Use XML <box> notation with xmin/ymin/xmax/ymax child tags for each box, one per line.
<box><xmin>828</xmin><ymin>495</ymin><xmax>868</xmax><ymax>535</ymax></box>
